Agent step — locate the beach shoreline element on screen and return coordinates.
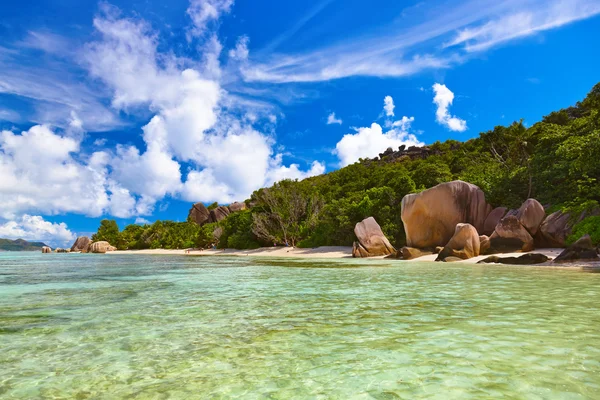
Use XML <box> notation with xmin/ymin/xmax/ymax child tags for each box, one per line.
<box><xmin>109</xmin><ymin>246</ymin><xmax>574</xmax><ymax>265</ymax></box>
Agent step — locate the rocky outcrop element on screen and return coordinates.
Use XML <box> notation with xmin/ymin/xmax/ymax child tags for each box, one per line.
<box><xmin>479</xmin><ymin>235</ymin><xmax>491</xmax><ymax>255</ymax></box>
<box><xmin>385</xmin><ymin>247</ymin><xmax>434</xmax><ymax>260</ymax></box>
<box><xmin>228</xmin><ymin>202</ymin><xmax>247</xmax><ymax>213</ymax></box>
<box><xmin>188</xmin><ymin>202</ymin><xmax>247</xmax><ymax>226</ymax></box>
<box><xmin>70</xmin><ymin>236</ymin><xmax>91</xmax><ymax>253</ymax></box>
<box><xmin>88</xmin><ymin>241</ymin><xmax>117</xmax><ymax>254</ymax></box>
<box><xmin>515</xmin><ymin>199</ymin><xmax>545</xmax><ymax>235</ymax></box>
<box><xmin>436</xmin><ymin>223</ymin><xmax>480</xmax><ymax>261</ymax></box>
<box><xmin>401</xmin><ymin>181</ymin><xmax>492</xmax><ymax>248</ymax></box>
<box><xmin>483</xmin><ymin>207</ymin><xmax>507</xmax><ymax>236</ymax></box>
<box><xmin>42</xmin><ymin>246</ymin><xmax>52</xmax><ymax>253</ymax></box>
<box><xmin>188</xmin><ymin>203</ymin><xmax>211</xmax><ymax>226</ymax></box>
<box><xmin>210</xmin><ymin>206</ymin><xmax>231</xmax><ymax>223</ymax></box>
<box><xmin>478</xmin><ymin>253</ymin><xmax>550</xmax><ymax>265</ymax></box>
<box><xmin>55</xmin><ymin>248</ymin><xmax>70</xmax><ymax>253</ymax></box>
<box><xmin>352</xmin><ymin>217</ymin><xmax>395</xmax><ymax>258</ymax></box>
<box><xmin>554</xmin><ymin>235</ymin><xmax>600</xmax><ymax>263</ymax></box>
<box><xmin>538</xmin><ymin>211</ymin><xmax>571</xmax><ymax>248</ymax></box>
<box><xmin>489</xmin><ymin>216</ymin><xmax>534</xmax><ymax>252</ymax></box>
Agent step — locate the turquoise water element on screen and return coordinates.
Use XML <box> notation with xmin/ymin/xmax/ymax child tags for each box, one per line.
<box><xmin>1</xmin><ymin>253</ymin><xmax>600</xmax><ymax>399</ymax></box>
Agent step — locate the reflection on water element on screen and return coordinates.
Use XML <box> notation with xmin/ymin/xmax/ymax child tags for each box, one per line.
<box><xmin>1</xmin><ymin>252</ymin><xmax>600</xmax><ymax>399</ymax></box>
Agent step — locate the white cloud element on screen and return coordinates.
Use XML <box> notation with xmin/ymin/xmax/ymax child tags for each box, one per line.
<box><xmin>241</xmin><ymin>0</ymin><xmax>600</xmax><ymax>83</ymax></box>
<box><xmin>266</xmin><ymin>157</ymin><xmax>326</xmax><ymax>184</ymax></box>
<box><xmin>383</xmin><ymin>96</ymin><xmax>395</xmax><ymax>117</ymax></box>
<box><xmin>135</xmin><ymin>217</ymin><xmax>151</xmax><ymax>225</ymax></box>
<box><xmin>228</xmin><ymin>36</ymin><xmax>249</xmax><ymax>61</ymax></box>
<box><xmin>187</xmin><ymin>0</ymin><xmax>234</xmax><ymax>38</ymax></box>
<box><xmin>0</xmin><ymin>125</ymin><xmax>139</xmax><ymax>219</ymax></box>
<box><xmin>335</xmin><ymin>122</ymin><xmax>423</xmax><ymax>167</ymax></box>
<box><xmin>327</xmin><ymin>112</ymin><xmax>342</xmax><ymax>125</ymax></box>
<box><xmin>432</xmin><ymin>83</ymin><xmax>467</xmax><ymax>132</ymax></box>
<box><xmin>445</xmin><ymin>0</ymin><xmax>600</xmax><ymax>52</ymax></box>
<box><xmin>0</xmin><ymin>215</ymin><xmax>76</xmax><ymax>247</ymax></box>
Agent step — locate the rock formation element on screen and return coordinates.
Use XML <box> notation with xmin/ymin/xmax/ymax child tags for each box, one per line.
<box><xmin>489</xmin><ymin>216</ymin><xmax>534</xmax><ymax>252</ymax></box>
<box><xmin>188</xmin><ymin>202</ymin><xmax>247</xmax><ymax>226</ymax></box>
<box><xmin>210</xmin><ymin>206</ymin><xmax>231</xmax><ymax>223</ymax></box>
<box><xmin>515</xmin><ymin>199</ymin><xmax>545</xmax><ymax>235</ymax></box>
<box><xmin>478</xmin><ymin>253</ymin><xmax>550</xmax><ymax>265</ymax></box>
<box><xmin>42</xmin><ymin>246</ymin><xmax>52</xmax><ymax>253</ymax></box>
<box><xmin>228</xmin><ymin>202</ymin><xmax>247</xmax><ymax>213</ymax></box>
<box><xmin>88</xmin><ymin>241</ymin><xmax>117</xmax><ymax>254</ymax></box>
<box><xmin>55</xmin><ymin>248</ymin><xmax>70</xmax><ymax>253</ymax></box>
<box><xmin>483</xmin><ymin>207</ymin><xmax>507</xmax><ymax>236</ymax></box>
<box><xmin>401</xmin><ymin>181</ymin><xmax>492</xmax><ymax>248</ymax></box>
<box><xmin>188</xmin><ymin>203</ymin><xmax>211</xmax><ymax>226</ymax></box>
<box><xmin>436</xmin><ymin>223</ymin><xmax>480</xmax><ymax>261</ymax></box>
<box><xmin>385</xmin><ymin>247</ymin><xmax>434</xmax><ymax>260</ymax></box>
<box><xmin>479</xmin><ymin>235</ymin><xmax>491</xmax><ymax>255</ymax></box>
<box><xmin>70</xmin><ymin>236</ymin><xmax>91</xmax><ymax>253</ymax></box>
<box><xmin>538</xmin><ymin>211</ymin><xmax>571</xmax><ymax>247</ymax></box>
<box><xmin>554</xmin><ymin>235</ymin><xmax>600</xmax><ymax>263</ymax></box>
<box><xmin>352</xmin><ymin>217</ymin><xmax>395</xmax><ymax>258</ymax></box>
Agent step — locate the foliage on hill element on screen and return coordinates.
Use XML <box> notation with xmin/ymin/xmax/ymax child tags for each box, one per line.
<box><xmin>94</xmin><ymin>82</ymin><xmax>600</xmax><ymax>250</ymax></box>
<box><xmin>0</xmin><ymin>238</ymin><xmax>48</xmax><ymax>251</ymax></box>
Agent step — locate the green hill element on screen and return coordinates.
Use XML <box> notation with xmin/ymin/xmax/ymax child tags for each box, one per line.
<box><xmin>0</xmin><ymin>238</ymin><xmax>48</xmax><ymax>251</ymax></box>
<box><xmin>93</xmin><ymin>82</ymin><xmax>600</xmax><ymax>250</ymax></box>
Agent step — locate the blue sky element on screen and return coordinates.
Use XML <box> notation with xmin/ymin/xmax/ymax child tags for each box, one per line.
<box><xmin>1</xmin><ymin>0</ymin><xmax>599</xmax><ymax>246</ymax></box>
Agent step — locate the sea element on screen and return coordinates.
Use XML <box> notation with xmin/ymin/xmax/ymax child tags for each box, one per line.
<box><xmin>1</xmin><ymin>252</ymin><xmax>600</xmax><ymax>399</ymax></box>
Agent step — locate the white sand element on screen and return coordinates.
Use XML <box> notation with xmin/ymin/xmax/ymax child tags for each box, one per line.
<box><xmin>111</xmin><ymin>246</ymin><xmax>353</xmax><ymax>258</ymax></box>
<box><xmin>110</xmin><ymin>246</ymin><xmax>567</xmax><ymax>264</ymax></box>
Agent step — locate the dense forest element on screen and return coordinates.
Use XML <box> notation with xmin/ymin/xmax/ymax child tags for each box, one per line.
<box><xmin>93</xmin><ymin>82</ymin><xmax>600</xmax><ymax>250</ymax></box>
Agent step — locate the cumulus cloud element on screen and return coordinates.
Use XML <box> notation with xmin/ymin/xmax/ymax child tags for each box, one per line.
<box><xmin>228</xmin><ymin>36</ymin><xmax>249</xmax><ymax>61</ymax></box>
<box><xmin>432</xmin><ymin>83</ymin><xmax>467</xmax><ymax>132</ymax></box>
<box><xmin>335</xmin><ymin>121</ymin><xmax>423</xmax><ymax>167</ymax></box>
<box><xmin>0</xmin><ymin>215</ymin><xmax>76</xmax><ymax>247</ymax></box>
<box><xmin>327</xmin><ymin>112</ymin><xmax>342</xmax><ymax>125</ymax></box>
<box><xmin>0</xmin><ymin>125</ymin><xmax>138</xmax><ymax>219</ymax></box>
<box><xmin>135</xmin><ymin>217</ymin><xmax>151</xmax><ymax>225</ymax></box>
<box><xmin>383</xmin><ymin>96</ymin><xmax>395</xmax><ymax>117</ymax></box>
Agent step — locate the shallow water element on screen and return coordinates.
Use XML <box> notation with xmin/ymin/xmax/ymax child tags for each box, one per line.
<box><xmin>1</xmin><ymin>253</ymin><xmax>600</xmax><ymax>399</ymax></box>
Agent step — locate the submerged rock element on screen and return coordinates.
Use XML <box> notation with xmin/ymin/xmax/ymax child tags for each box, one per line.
<box><xmin>401</xmin><ymin>180</ymin><xmax>492</xmax><ymax>249</ymax></box>
<box><xmin>436</xmin><ymin>223</ymin><xmax>480</xmax><ymax>261</ymax></box>
<box><xmin>352</xmin><ymin>217</ymin><xmax>395</xmax><ymax>258</ymax></box>
<box><xmin>554</xmin><ymin>235</ymin><xmax>600</xmax><ymax>263</ymax></box>
<box><xmin>478</xmin><ymin>253</ymin><xmax>550</xmax><ymax>265</ymax></box>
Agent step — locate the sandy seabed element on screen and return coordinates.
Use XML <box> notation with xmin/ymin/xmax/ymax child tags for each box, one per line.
<box><xmin>110</xmin><ymin>246</ymin><xmax>568</xmax><ymax>264</ymax></box>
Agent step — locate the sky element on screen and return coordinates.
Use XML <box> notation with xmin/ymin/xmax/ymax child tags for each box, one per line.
<box><xmin>1</xmin><ymin>0</ymin><xmax>599</xmax><ymax>246</ymax></box>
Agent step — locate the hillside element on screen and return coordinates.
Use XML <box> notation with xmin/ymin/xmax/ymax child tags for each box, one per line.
<box><xmin>93</xmin><ymin>82</ymin><xmax>600</xmax><ymax>250</ymax></box>
<box><xmin>0</xmin><ymin>238</ymin><xmax>48</xmax><ymax>251</ymax></box>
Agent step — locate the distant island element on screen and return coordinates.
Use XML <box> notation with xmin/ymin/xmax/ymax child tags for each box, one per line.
<box><xmin>0</xmin><ymin>238</ymin><xmax>48</xmax><ymax>252</ymax></box>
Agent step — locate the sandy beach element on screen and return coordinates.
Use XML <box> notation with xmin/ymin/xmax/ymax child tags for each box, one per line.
<box><xmin>110</xmin><ymin>246</ymin><xmax>568</xmax><ymax>264</ymax></box>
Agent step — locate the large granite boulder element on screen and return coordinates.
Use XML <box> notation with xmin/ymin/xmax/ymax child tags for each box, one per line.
<box><xmin>70</xmin><ymin>236</ymin><xmax>91</xmax><ymax>253</ymax></box>
<box><xmin>479</xmin><ymin>235</ymin><xmax>491</xmax><ymax>255</ymax></box>
<box><xmin>352</xmin><ymin>217</ymin><xmax>395</xmax><ymax>258</ymax></box>
<box><xmin>41</xmin><ymin>246</ymin><xmax>52</xmax><ymax>253</ymax></box>
<box><xmin>516</xmin><ymin>199</ymin><xmax>545</xmax><ymax>235</ymax></box>
<box><xmin>554</xmin><ymin>235</ymin><xmax>600</xmax><ymax>263</ymax></box>
<box><xmin>88</xmin><ymin>241</ymin><xmax>116</xmax><ymax>254</ymax></box>
<box><xmin>401</xmin><ymin>181</ymin><xmax>492</xmax><ymax>249</ymax></box>
<box><xmin>489</xmin><ymin>215</ymin><xmax>534</xmax><ymax>252</ymax></box>
<box><xmin>538</xmin><ymin>211</ymin><xmax>571</xmax><ymax>247</ymax></box>
<box><xmin>436</xmin><ymin>223</ymin><xmax>480</xmax><ymax>261</ymax></box>
<box><xmin>210</xmin><ymin>206</ymin><xmax>231</xmax><ymax>223</ymax></box>
<box><xmin>188</xmin><ymin>203</ymin><xmax>211</xmax><ymax>226</ymax></box>
<box><xmin>483</xmin><ymin>207</ymin><xmax>507</xmax><ymax>236</ymax></box>
<box><xmin>228</xmin><ymin>202</ymin><xmax>247</xmax><ymax>213</ymax></box>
